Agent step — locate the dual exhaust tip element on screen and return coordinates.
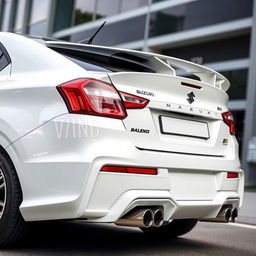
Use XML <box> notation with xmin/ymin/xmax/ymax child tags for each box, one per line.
<box><xmin>223</xmin><ymin>207</ymin><xmax>238</xmax><ymax>223</ymax></box>
<box><xmin>115</xmin><ymin>208</ymin><xmax>164</xmax><ymax>228</ymax></box>
<box><xmin>200</xmin><ymin>206</ymin><xmax>238</xmax><ymax>223</ymax></box>
<box><xmin>116</xmin><ymin>205</ymin><xmax>238</xmax><ymax>228</ymax></box>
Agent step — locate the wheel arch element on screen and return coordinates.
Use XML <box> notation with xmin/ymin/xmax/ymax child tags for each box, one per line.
<box><xmin>0</xmin><ymin>136</ymin><xmax>24</xmax><ymax>202</ymax></box>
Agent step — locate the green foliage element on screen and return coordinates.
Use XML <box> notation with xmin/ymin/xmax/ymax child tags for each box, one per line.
<box><xmin>75</xmin><ymin>9</ymin><xmax>93</xmax><ymax>25</ymax></box>
<box><xmin>74</xmin><ymin>9</ymin><xmax>104</xmax><ymax>25</ymax></box>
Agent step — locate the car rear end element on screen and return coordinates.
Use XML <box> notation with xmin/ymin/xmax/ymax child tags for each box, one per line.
<box><xmin>5</xmin><ymin>35</ymin><xmax>242</xmax><ymax>227</ymax></box>
<box><xmin>40</xmin><ymin>42</ymin><xmax>243</xmax><ymax>227</ymax></box>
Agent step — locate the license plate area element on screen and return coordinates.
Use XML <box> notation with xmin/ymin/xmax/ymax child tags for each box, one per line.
<box><xmin>159</xmin><ymin>115</ymin><xmax>210</xmax><ymax>139</ymax></box>
<box><xmin>168</xmin><ymin>170</ymin><xmax>217</xmax><ymax>200</ymax></box>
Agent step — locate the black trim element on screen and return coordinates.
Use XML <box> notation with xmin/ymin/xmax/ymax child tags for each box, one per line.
<box><xmin>136</xmin><ymin>147</ymin><xmax>223</xmax><ymax>158</ymax></box>
<box><xmin>159</xmin><ymin>115</ymin><xmax>210</xmax><ymax>140</ymax></box>
<box><xmin>0</xmin><ymin>42</ymin><xmax>11</xmax><ymax>72</ymax></box>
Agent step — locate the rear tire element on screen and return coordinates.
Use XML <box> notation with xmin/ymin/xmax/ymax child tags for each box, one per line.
<box><xmin>141</xmin><ymin>219</ymin><xmax>198</xmax><ymax>238</ymax></box>
<box><xmin>0</xmin><ymin>150</ymin><xmax>27</xmax><ymax>248</ymax></box>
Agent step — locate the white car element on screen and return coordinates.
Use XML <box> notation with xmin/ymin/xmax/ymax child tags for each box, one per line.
<box><xmin>0</xmin><ymin>33</ymin><xmax>243</xmax><ymax>246</ymax></box>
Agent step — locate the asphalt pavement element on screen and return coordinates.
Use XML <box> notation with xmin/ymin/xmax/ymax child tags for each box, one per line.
<box><xmin>0</xmin><ymin>221</ymin><xmax>256</xmax><ymax>256</ymax></box>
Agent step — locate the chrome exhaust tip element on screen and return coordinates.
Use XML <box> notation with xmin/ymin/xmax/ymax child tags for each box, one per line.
<box><xmin>223</xmin><ymin>207</ymin><xmax>232</xmax><ymax>223</ymax></box>
<box><xmin>231</xmin><ymin>208</ymin><xmax>238</xmax><ymax>222</ymax></box>
<box><xmin>143</xmin><ymin>209</ymin><xmax>154</xmax><ymax>228</ymax></box>
<box><xmin>115</xmin><ymin>208</ymin><xmax>154</xmax><ymax>228</ymax></box>
<box><xmin>199</xmin><ymin>205</ymin><xmax>232</xmax><ymax>223</ymax></box>
<box><xmin>152</xmin><ymin>209</ymin><xmax>164</xmax><ymax>227</ymax></box>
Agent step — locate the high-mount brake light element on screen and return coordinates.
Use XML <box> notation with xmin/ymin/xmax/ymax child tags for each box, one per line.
<box><xmin>227</xmin><ymin>172</ymin><xmax>239</xmax><ymax>178</ymax></box>
<box><xmin>181</xmin><ymin>82</ymin><xmax>201</xmax><ymax>89</ymax></box>
<box><xmin>101</xmin><ymin>166</ymin><xmax>157</xmax><ymax>175</ymax></box>
<box><xmin>120</xmin><ymin>91</ymin><xmax>149</xmax><ymax>109</ymax></box>
<box><xmin>57</xmin><ymin>79</ymin><xmax>127</xmax><ymax>119</ymax></box>
<box><xmin>222</xmin><ymin>110</ymin><xmax>235</xmax><ymax>135</ymax></box>
<box><xmin>57</xmin><ymin>79</ymin><xmax>150</xmax><ymax>118</ymax></box>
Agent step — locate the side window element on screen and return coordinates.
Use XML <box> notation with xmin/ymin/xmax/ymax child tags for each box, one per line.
<box><xmin>0</xmin><ymin>44</ymin><xmax>11</xmax><ymax>72</ymax></box>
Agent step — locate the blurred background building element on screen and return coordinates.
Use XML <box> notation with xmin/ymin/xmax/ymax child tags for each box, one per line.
<box><xmin>0</xmin><ymin>0</ymin><xmax>256</xmax><ymax>185</ymax></box>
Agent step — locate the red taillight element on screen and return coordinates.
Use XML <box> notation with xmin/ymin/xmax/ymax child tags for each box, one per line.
<box><xmin>57</xmin><ymin>79</ymin><xmax>127</xmax><ymax>119</ymax></box>
<box><xmin>222</xmin><ymin>110</ymin><xmax>235</xmax><ymax>135</ymax></box>
<box><xmin>227</xmin><ymin>172</ymin><xmax>239</xmax><ymax>178</ymax></box>
<box><xmin>57</xmin><ymin>79</ymin><xmax>150</xmax><ymax>118</ymax></box>
<box><xmin>101</xmin><ymin>166</ymin><xmax>157</xmax><ymax>175</ymax></box>
<box><xmin>120</xmin><ymin>91</ymin><xmax>149</xmax><ymax>109</ymax></box>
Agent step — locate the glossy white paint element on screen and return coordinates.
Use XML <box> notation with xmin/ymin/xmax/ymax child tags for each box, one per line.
<box><xmin>0</xmin><ymin>32</ymin><xmax>243</xmax><ymax>223</ymax></box>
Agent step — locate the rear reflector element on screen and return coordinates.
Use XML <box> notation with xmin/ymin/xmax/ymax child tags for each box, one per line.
<box><xmin>101</xmin><ymin>166</ymin><xmax>157</xmax><ymax>175</ymax></box>
<box><xmin>227</xmin><ymin>172</ymin><xmax>239</xmax><ymax>178</ymax></box>
<box><xmin>181</xmin><ymin>82</ymin><xmax>201</xmax><ymax>89</ymax></box>
<box><xmin>126</xmin><ymin>167</ymin><xmax>157</xmax><ymax>175</ymax></box>
<box><xmin>100</xmin><ymin>166</ymin><xmax>127</xmax><ymax>173</ymax></box>
<box><xmin>222</xmin><ymin>111</ymin><xmax>235</xmax><ymax>135</ymax></box>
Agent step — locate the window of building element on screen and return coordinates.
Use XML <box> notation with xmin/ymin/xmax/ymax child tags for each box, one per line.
<box><xmin>149</xmin><ymin>0</ymin><xmax>253</xmax><ymax>37</ymax></box>
<box><xmin>70</xmin><ymin>14</ymin><xmax>147</xmax><ymax>46</ymax></box>
<box><xmin>53</xmin><ymin>0</ymin><xmax>74</xmax><ymax>32</ymax></box>
<box><xmin>1</xmin><ymin>0</ymin><xmax>12</xmax><ymax>31</ymax></box>
<box><xmin>13</xmin><ymin>0</ymin><xmax>26</xmax><ymax>32</ymax></box>
<box><xmin>121</xmin><ymin>0</ymin><xmax>148</xmax><ymax>13</ymax></box>
<box><xmin>0</xmin><ymin>0</ymin><xmax>5</xmax><ymax>29</ymax></box>
<box><xmin>54</xmin><ymin>0</ymin><xmax>149</xmax><ymax>31</ymax></box>
<box><xmin>221</xmin><ymin>69</ymin><xmax>248</xmax><ymax>100</ymax></box>
<box><xmin>30</xmin><ymin>0</ymin><xmax>49</xmax><ymax>23</ymax></box>
<box><xmin>28</xmin><ymin>0</ymin><xmax>50</xmax><ymax>35</ymax></box>
<box><xmin>73</xmin><ymin>0</ymin><xmax>96</xmax><ymax>25</ymax></box>
<box><xmin>96</xmin><ymin>0</ymin><xmax>119</xmax><ymax>19</ymax></box>
<box><xmin>161</xmin><ymin>35</ymin><xmax>250</xmax><ymax>64</ymax></box>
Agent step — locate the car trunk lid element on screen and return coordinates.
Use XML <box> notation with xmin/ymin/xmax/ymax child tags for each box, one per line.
<box><xmin>109</xmin><ymin>72</ymin><xmax>231</xmax><ymax>157</ymax></box>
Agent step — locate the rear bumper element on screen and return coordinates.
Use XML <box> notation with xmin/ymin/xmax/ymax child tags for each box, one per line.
<box><xmin>83</xmin><ymin>168</ymin><xmax>243</xmax><ymax>222</ymax></box>
<box><xmin>7</xmin><ymin>114</ymin><xmax>243</xmax><ymax>222</ymax></box>
<box><xmin>84</xmin><ymin>190</ymin><xmax>242</xmax><ymax>223</ymax></box>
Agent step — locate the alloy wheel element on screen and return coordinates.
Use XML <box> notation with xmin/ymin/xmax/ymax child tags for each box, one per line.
<box><xmin>0</xmin><ymin>168</ymin><xmax>6</xmax><ymax>219</ymax></box>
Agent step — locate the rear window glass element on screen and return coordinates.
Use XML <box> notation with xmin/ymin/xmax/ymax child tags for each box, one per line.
<box><xmin>50</xmin><ymin>46</ymin><xmax>156</xmax><ymax>73</ymax></box>
<box><xmin>0</xmin><ymin>51</ymin><xmax>9</xmax><ymax>71</ymax></box>
<box><xmin>62</xmin><ymin>53</ymin><xmax>112</xmax><ymax>72</ymax></box>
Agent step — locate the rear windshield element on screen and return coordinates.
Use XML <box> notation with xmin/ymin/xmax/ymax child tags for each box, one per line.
<box><xmin>62</xmin><ymin>54</ymin><xmax>112</xmax><ymax>72</ymax></box>
<box><xmin>50</xmin><ymin>46</ymin><xmax>156</xmax><ymax>73</ymax></box>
